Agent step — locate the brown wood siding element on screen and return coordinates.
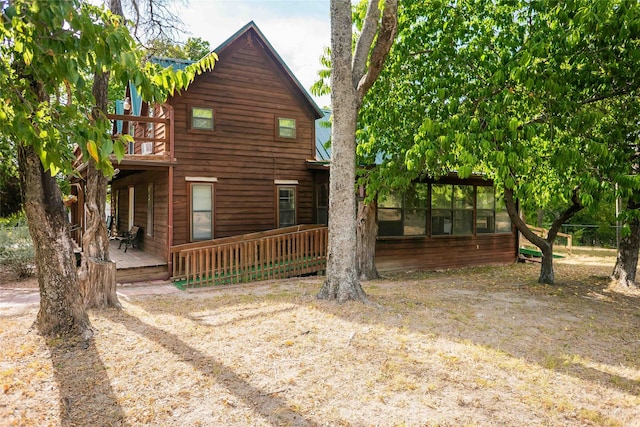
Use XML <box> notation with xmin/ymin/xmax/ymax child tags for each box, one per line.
<box><xmin>110</xmin><ymin>170</ymin><xmax>168</xmax><ymax>261</ymax></box>
<box><xmin>169</xmin><ymin>30</ymin><xmax>316</xmax><ymax>245</ymax></box>
<box><xmin>375</xmin><ymin>233</ymin><xmax>518</xmax><ymax>272</ymax></box>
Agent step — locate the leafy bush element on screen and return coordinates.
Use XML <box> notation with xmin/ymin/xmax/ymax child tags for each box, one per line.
<box><xmin>0</xmin><ymin>224</ymin><xmax>35</xmax><ymax>279</ymax></box>
<box><xmin>0</xmin><ymin>211</ymin><xmax>26</xmax><ymax>227</ymax></box>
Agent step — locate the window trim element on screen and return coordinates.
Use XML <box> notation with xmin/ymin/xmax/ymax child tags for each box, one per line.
<box><xmin>146</xmin><ymin>183</ymin><xmax>154</xmax><ymax>237</ymax></box>
<box><xmin>276</xmin><ymin>117</ymin><xmax>297</xmax><ymax>140</ymax></box>
<box><xmin>189</xmin><ymin>105</ymin><xmax>215</xmax><ymax>133</ymax></box>
<box><xmin>128</xmin><ymin>186</ymin><xmax>135</xmax><ymax>230</ymax></box>
<box><xmin>188</xmin><ymin>181</ymin><xmax>215</xmax><ymax>242</ymax></box>
<box><xmin>276</xmin><ymin>184</ymin><xmax>297</xmax><ymax>228</ymax></box>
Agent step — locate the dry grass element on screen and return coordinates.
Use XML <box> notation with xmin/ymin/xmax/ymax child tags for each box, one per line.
<box><xmin>1</xmin><ymin>252</ymin><xmax>639</xmax><ymax>426</ymax></box>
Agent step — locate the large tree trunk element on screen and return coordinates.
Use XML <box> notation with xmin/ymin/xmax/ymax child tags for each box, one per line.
<box><xmin>610</xmin><ymin>217</ymin><xmax>640</xmax><ymax>291</ymax></box>
<box><xmin>504</xmin><ymin>188</ymin><xmax>556</xmax><ymax>284</ymax></box>
<box><xmin>317</xmin><ymin>0</ymin><xmax>366</xmax><ymax>302</ymax></box>
<box><xmin>504</xmin><ymin>187</ymin><xmax>582</xmax><ymax>285</ymax></box>
<box><xmin>318</xmin><ymin>0</ymin><xmax>396</xmax><ymax>301</ymax></box>
<box><xmin>78</xmin><ymin>72</ymin><xmax>121</xmax><ymax>309</ymax></box>
<box><xmin>18</xmin><ymin>144</ymin><xmax>92</xmax><ymax>339</ymax></box>
<box><xmin>357</xmin><ymin>198</ymin><xmax>379</xmax><ymax>281</ymax></box>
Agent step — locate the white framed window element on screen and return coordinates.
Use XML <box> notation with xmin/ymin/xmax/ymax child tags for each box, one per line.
<box><xmin>191</xmin><ymin>107</ymin><xmax>214</xmax><ymax>130</ymax></box>
<box><xmin>277</xmin><ymin>186</ymin><xmax>296</xmax><ymax>228</ymax></box>
<box><xmin>277</xmin><ymin>117</ymin><xmax>296</xmax><ymax>139</ymax></box>
<box><xmin>128</xmin><ymin>186</ymin><xmax>135</xmax><ymax>229</ymax></box>
<box><xmin>146</xmin><ymin>183</ymin><xmax>154</xmax><ymax>237</ymax></box>
<box><xmin>190</xmin><ymin>183</ymin><xmax>214</xmax><ymax>241</ymax></box>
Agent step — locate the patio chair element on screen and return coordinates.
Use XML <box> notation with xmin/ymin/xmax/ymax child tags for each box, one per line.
<box><xmin>118</xmin><ymin>225</ymin><xmax>140</xmax><ymax>252</ymax></box>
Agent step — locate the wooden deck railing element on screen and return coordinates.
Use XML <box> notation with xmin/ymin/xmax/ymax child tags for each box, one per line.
<box><xmin>520</xmin><ymin>225</ymin><xmax>573</xmax><ymax>255</ymax></box>
<box><xmin>107</xmin><ymin>111</ymin><xmax>170</xmax><ymax>156</ymax></box>
<box><xmin>170</xmin><ymin>225</ymin><xmax>328</xmax><ymax>288</ymax></box>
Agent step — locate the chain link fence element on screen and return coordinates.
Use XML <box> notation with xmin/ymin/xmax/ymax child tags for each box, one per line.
<box><xmin>559</xmin><ymin>224</ymin><xmax>619</xmax><ymax>249</ymax></box>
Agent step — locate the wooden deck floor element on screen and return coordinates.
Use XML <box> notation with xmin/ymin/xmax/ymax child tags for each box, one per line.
<box><xmin>109</xmin><ymin>239</ymin><xmax>166</xmax><ymax>269</ymax></box>
<box><xmin>108</xmin><ymin>239</ymin><xmax>168</xmax><ymax>283</ymax></box>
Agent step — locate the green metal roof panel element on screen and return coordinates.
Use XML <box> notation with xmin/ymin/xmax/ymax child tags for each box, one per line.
<box><xmin>315</xmin><ymin>109</ymin><xmax>331</xmax><ymax>161</ymax></box>
<box><xmin>150</xmin><ymin>56</ymin><xmax>194</xmax><ymax>71</ymax></box>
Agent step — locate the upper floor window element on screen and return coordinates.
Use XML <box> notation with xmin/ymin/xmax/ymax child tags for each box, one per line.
<box><xmin>278</xmin><ymin>117</ymin><xmax>296</xmax><ymax>138</ymax></box>
<box><xmin>191</xmin><ymin>107</ymin><xmax>214</xmax><ymax>130</ymax></box>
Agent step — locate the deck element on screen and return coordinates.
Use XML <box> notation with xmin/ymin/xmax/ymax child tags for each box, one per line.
<box><xmin>108</xmin><ymin>239</ymin><xmax>168</xmax><ymax>283</ymax></box>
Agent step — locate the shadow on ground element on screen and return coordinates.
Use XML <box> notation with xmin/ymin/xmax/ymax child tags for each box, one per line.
<box><xmin>98</xmin><ymin>307</ymin><xmax>319</xmax><ymax>427</ymax></box>
<box><xmin>48</xmin><ymin>338</ymin><xmax>127</xmax><ymax>426</ymax></box>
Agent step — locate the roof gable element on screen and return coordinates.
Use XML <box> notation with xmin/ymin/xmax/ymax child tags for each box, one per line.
<box><xmin>213</xmin><ymin>21</ymin><xmax>323</xmax><ymax>120</ymax></box>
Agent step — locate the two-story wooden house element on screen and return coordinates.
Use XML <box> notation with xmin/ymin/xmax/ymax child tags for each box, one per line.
<box><xmin>70</xmin><ymin>21</ymin><xmax>518</xmax><ymax>285</ymax></box>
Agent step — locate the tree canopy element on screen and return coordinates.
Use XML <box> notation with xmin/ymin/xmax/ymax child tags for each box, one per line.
<box><xmin>0</xmin><ymin>0</ymin><xmax>216</xmax><ymax>178</ymax></box>
<box><xmin>355</xmin><ymin>0</ymin><xmax>640</xmax><ymax>283</ymax></box>
<box><xmin>147</xmin><ymin>36</ymin><xmax>212</xmax><ymax>61</ymax></box>
<box><xmin>0</xmin><ymin>0</ymin><xmax>216</xmax><ymax>337</ymax></box>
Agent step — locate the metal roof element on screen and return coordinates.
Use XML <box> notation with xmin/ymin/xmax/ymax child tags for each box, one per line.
<box><xmin>315</xmin><ymin>109</ymin><xmax>331</xmax><ymax>161</ymax></box>
<box><xmin>150</xmin><ymin>56</ymin><xmax>194</xmax><ymax>71</ymax></box>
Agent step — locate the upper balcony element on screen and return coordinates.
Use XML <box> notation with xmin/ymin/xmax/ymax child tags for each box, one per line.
<box><xmin>106</xmin><ymin>103</ymin><xmax>174</xmax><ymax>165</ymax></box>
<box><xmin>72</xmin><ymin>104</ymin><xmax>175</xmax><ymax>171</ymax></box>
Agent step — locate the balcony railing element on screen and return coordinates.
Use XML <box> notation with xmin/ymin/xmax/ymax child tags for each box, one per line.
<box><xmin>107</xmin><ymin>108</ymin><xmax>171</xmax><ymax>158</ymax></box>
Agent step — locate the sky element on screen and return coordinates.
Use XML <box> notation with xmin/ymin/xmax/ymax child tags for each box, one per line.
<box><xmin>178</xmin><ymin>0</ymin><xmax>332</xmax><ymax>107</ymax></box>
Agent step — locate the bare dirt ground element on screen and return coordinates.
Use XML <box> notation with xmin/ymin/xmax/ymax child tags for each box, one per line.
<box><xmin>0</xmin><ymin>269</ymin><xmax>38</xmax><ymax>289</ymax></box>
<box><xmin>1</xmin><ymin>249</ymin><xmax>639</xmax><ymax>426</ymax></box>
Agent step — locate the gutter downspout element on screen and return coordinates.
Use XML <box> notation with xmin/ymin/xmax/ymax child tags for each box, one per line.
<box><xmin>166</xmin><ymin>103</ymin><xmax>175</xmax><ymax>278</ymax></box>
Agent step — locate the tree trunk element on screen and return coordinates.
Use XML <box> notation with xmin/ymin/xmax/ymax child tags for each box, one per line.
<box><xmin>504</xmin><ymin>187</ymin><xmax>583</xmax><ymax>285</ymax></box>
<box><xmin>317</xmin><ymin>0</ymin><xmax>367</xmax><ymax>302</ymax></box>
<box><xmin>538</xmin><ymin>241</ymin><xmax>555</xmax><ymax>285</ymax></box>
<box><xmin>610</xmin><ymin>217</ymin><xmax>640</xmax><ymax>290</ymax></box>
<box><xmin>357</xmin><ymin>198</ymin><xmax>379</xmax><ymax>281</ymax></box>
<box><xmin>81</xmin><ymin>257</ymin><xmax>119</xmax><ymax>307</ymax></box>
<box><xmin>318</xmin><ymin>0</ymin><xmax>395</xmax><ymax>301</ymax></box>
<box><xmin>78</xmin><ymin>71</ymin><xmax>121</xmax><ymax>309</ymax></box>
<box><xmin>18</xmin><ymin>144</ymin><xmax>92</xmax><ymax>339</ymax></box>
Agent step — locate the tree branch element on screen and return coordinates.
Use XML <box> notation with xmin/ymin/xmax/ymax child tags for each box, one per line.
<box><xmin>546</xmin><ymin>187</ymin><xmax>583</xmax><ymax>243</ymax></box>
<box><xmin>355</xmin><ymin>0</ymin><xmax>398</xmax><ymax>108</ymax></box>
<box><xmin>352</xmin><ymin>0</ymin><xmax>379</xmax><ymax>88</ymax></box>
<box><xmin>503</xmin><ymin>187</ymin><xmax>548</xmax><ymax>250</ymax></box>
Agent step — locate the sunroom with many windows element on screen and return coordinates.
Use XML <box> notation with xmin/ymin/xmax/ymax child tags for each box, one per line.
<box><xmin>378</xmin><ymin>182</ymin><xmax>511</xmax><ymax>237</ymax></box>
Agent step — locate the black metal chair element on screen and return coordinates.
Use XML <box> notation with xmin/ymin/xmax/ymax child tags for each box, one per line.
<box><xmin>118</xmin><ymin>225</ymin><xmax>140</xmax><ymax>252</ymax></box>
